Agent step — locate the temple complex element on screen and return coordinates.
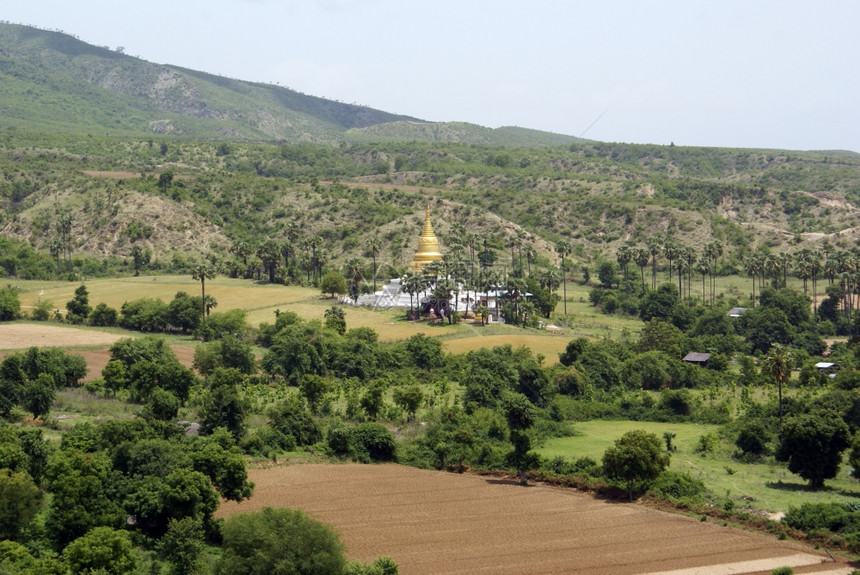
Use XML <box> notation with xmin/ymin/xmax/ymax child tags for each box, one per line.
<box><xmin>408</xmin><ymin>202</ymin><xmax>443</xmax><ymax>272</ymax></box>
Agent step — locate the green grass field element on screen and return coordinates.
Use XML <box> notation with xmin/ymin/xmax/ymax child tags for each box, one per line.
<box><xmin>539</xmin><ymin>420</ymin><xmax>860</xmax><ymax>514</ymax></box>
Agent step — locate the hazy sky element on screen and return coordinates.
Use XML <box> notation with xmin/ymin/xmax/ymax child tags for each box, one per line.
<box><xmin>5</xmin><ymin>1</ymin><xmax>859</xmax><ymax>152</ymax></box>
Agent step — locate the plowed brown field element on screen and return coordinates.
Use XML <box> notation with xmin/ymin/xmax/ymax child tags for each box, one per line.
<box><xmin>217</xmin><ymin>464</ymin><xmax>857</xmax><ymax>575</ymax></box>
<box><xmin>0</xmin><ymin>324</ymin><xmax>195</xmax><ymax>380</ymax></box>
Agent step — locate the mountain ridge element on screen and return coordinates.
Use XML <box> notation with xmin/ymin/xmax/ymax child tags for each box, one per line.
<box><xmin>0</xmin><ymin>22</ymin><xmax>584</xmax><ymax>146</ymax></box>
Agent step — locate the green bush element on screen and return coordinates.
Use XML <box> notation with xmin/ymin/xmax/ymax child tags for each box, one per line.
<box><xmin>649</xmin><ymin>470</ymin><xmax>706</xmax><ymax>502</ymax></box>
<box><xmin>352</xmin><ymin>423</ymin><xmax>396</xmax><ymax>462</ymax></box>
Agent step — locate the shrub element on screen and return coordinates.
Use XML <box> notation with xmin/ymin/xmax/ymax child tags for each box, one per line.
<box><xmin>352</xmin><ymin>423</ymin><xmax>396</xmax><ymax>462</ymax></box>
<box><xmin>649</xmin><ymin>470</ymin><xmax>706</xmax><ymax>502</ymax></box>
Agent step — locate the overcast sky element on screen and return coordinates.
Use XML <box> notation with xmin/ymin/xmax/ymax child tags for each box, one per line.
<box><xmin>5</xmin><ymin>1</ymin><xmax>859</xmax><ymax>152</ymax></box>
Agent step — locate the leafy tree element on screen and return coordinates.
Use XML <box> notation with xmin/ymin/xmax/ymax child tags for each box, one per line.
<box><xmin>199</xmin><ymin>368</ymin><xmax>249</xmax><ymax>440</ymax></box>
<box><xmin>404</xmin><ymin>333</ymin><xmax>444</xmax><ymax>370</ymax></box>
<box><xmin>638</xmin><ymin>283</ymin><xmax>679</xmax><ymax>322</ymax></box>
<box><xmin>168</xmin><ymin>291</ymin><xmax>203</xmax><ymax>334</ymax></box>
<box><xmin>43</xmin><ymin>449</ymin><xmax>124</xmax><ymax>549</ymax></box>
<box><xmin>360</xmin><ymin>379</ymin><xmax>388</xmax><ymax>420</ymax></box>
<box><xmin>0</xmin><ymin>469</ymin><xmax>42</xmax><ymax>541</ymax></box>
<box><xmin>190</xmin><ymin>439</ymin><xmax>254</xmax><ymax>502</ymax></box>
<box><xmin>65</xmin><ymin>284</ymin><xmax>92</xmax><ymax>324</ymax></box>
<box><xmin>268</xmin><ymin>394</ymin><xmax>321</xmax><ymax>447</ymax></box>
<box><xmin>351</xmin><ymin>422</ymin><xmax>396</xmax><ymax>462</ymax></box>
<box><xmin>735</xmin><ymin>418</ymin><xmax>772</xmax><ymax>457</ymax></box>
<box><xmin>22</xmin><ymin>373</ymin><xmax>55</xmax><ymax>420</ymax></box>
<box><xmin>125</xmin><ymin>468</ymin><xmax>219</xmax><ymax>538</ymax></box>
<box><xmin>141</xmin><ymin>388</ymin><xmax>180</xmax><ymax>422</ymax></box>
<box><xmin>0</xmin><ymin>540</ymin><xmax>65</xmax><ymax>575</ymax></box>
<box><xmin>63</xmin><ymin>526</ymin><xmax>137</xmax><ymax>575</ymax></box>
<box><xmin>88</xmin><ymin>302</ymin><xmax>117</xmax><ymax>327</ymax></box>
<box><xmin>216</xmin><ymin>507</ymin><xmax>345</xmax><ymax>575</ymax></box>
<box><xmin>324</xmin><ymin>305</ymin><xmax>347</xmax><ymax>335</ymax></box>
<box><xmin>0</xmin><ymin>285</ymin><xmax>21</xmax><ymax>321</ymax></box>
<box><xmin>777</xmin><ymin>411</ymin><xmax>850</xmax><ymax>489</ymax></box>
<box><xmin>597</xmin><ymin>260</ymin><xmax>618</xmax><ymax>288</ymax></box>
<box><xmin>320</xmin><ymin>271</ymin><xmax>348</xmax><ymax>298</ymax></box>
<box><xmin>637</xmin><ymin>318</ymin><xmax>685</xmax><ymax>358</ymax></box>
<box><xmin>392</xmin><ymin>385</ymin><xmax>424</xmax><ymax>421</ymax></box>
<box><xmin>158</xmin><ymin>517</ymin><xmax>205</xmax><ymax>575</ymax></box>
<box><xmin>602</xmin><ymin>429</ymin><xmax>670</xmax><ymax>499</ymax></box>
<box><xmin>299</xmin><ymin>374</ymin><xmax>330</xmax><ymax>415</ymax></box>
<box><xmin>503</xmin><ymin>392</ymin><xmax>539</xmax><ymax>484</ymax></box>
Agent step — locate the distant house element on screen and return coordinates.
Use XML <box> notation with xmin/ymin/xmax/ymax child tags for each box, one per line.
<box><xmin>682</xmin><ymin>352</ymin><xmax>711</xmax><ymax>367</ymax></box>
<box><xmin>815</xmin><ymin>362</ymin><xmax>838</xmax><ymax>378</ymax></box>
<box><xmin>727</xmin><ymin>307</ymin><xmax>748</xmax><ymax>318</ymax></box>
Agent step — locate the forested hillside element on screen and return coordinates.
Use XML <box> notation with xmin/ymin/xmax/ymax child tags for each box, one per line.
<box><xmin>1</xmin><ymin>129</ymin><xmax>858</xmax><ymax>283</ymax></box>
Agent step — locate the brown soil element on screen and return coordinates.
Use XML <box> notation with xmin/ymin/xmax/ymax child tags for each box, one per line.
<box><xmin>0</xmin><ymin>324</ymin><xmax>195</xmax><ymax>380</ymax></box>
<box><xmin>217</xmin><ymin>464</ymin><xmax>856</xmax><ymax>575</ymax></box>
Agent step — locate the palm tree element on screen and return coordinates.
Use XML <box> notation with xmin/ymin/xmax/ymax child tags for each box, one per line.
<box><xmin>681</xmin><ymin>246</ymin><xmax>697</xmax><ymax>300</ymax></box>
<box><xmin>257</xmin><ymin>240</ymin><xmax>281</xmax><ymax>284</ymax></box>
<box><xmin>402</xmin><ymin>271</ymin><xmax>422</xmax><ymax>319</ymax></box>
<box><xmin>696</xmin><ymin>257</ymin><xmax>711</xmax><ymax>305</ymax></box>
<box><xmin>763</xmin><ymin>344</ymin><xmax>792</xmax><ymax>424</ymax></box>
<box><xmin>465</xmin><ymin>232</ymin><xmax>477</xmax><ymax>286</ymax></box>
<box><xmin>366</xmin><ymin>236</ymin><xmax>382</xmax><ymax>293</ymax></box>
<box><xmin>525</xmin><ymin>246</ymin><xmax>537</xmax><ymax>277</ymax></box>
<box><xmin>555</xmin><ymin>240</ymin><xmax>571</xmax><ymax>315</ymax></box>
<box><xmin>646</xmin><ymin>235</ymin><xmax>663</xmax><ymax>291</ymax></box>
<box><xmin>507</xmin><ymin>236</ymin><xmax>518</xmax><ymax>271</ymax></box>
<box><xmin>634</xmin><ymin>247</ymin><xmax>650</xmax><ymax>290</ymax></box>
<box><xmin>809</xmin><ymin>249</ymin><xmax>822</xmax><ymax>316</ymax></box>
<box><xmin>745</xmin><ymin>253</ymin><xmax>762</xmax><ymax>307</ymax></box>
<box><xmin>230</xmin><ymin>239</ymin><xmax>252</xmax><ymax>266</ymax></box>
<box><xmin>663</xmin><ymin>240</ymin><xmax>679</xmax><ymax>286</ymax></box>
<box><xmin>616</xmin><ymin>245</ymin><xmax>632</xmax><ymax>296</ymax></box>
<box><xmin>344</xmin><ymin>257</ymin><xmax>365</xmax><ymax>302</ymax></box>
<box><xmin>674</xmin><ymin>256</ymin><xmax>687</xmax><ymax>300</ymax></box>
<box><xmin>191</xmin><ymin>263</ymin><xmax>217</xmax><ymax>324</ymax></box>
<box><xmin>705</xmin><ymin>240</ymin><xmax>723</xmax><ymax>304</ymax></box>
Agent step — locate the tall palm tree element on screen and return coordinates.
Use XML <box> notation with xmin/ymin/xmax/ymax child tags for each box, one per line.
<box><xmin>744</xmin><ymin>254</ymin><xmax>762</xmax><ymax>307</ymax></box>
<box><xmin>809</xmin><ymin>249</ymin><xmax>822</xmax><ymax>316</ymax></box>
<box><xmin>763</xmin><ymin>344</ymin><xmax>791</xmax><ymax>424</ymax></box>
<box><xmin>646</xmin><ymin>235</ymin><xmax>663</xmax><ymax>291</ymax></box>
<box><xmin>191</xmin><ymin>262</ymin><xmax>216</xmax><ymax>325</ymax></box>
<box><xmin>696</xmin><ymin>257</ymin><xmax>711</xmax><ymax>305</ymax></box>
<box><xmin>401</xmin><ymin>271</ymin><xmax>422</xmax><ymax>319</ymax></box>
<box><xmin>674</xmin><ymin>256</ymin><xmax>687</xmax><ymax>300</ymax></box>
<box><xmin>682</xmin><ymin>246</ymin><xmax>697</xmax><ymax>300</ymax></box>
<box><xmin>705</xmin><ymin>240</ymin><xmax>723</xmax><ymax>304</ymax></box>
<box><xmin>555</xmin><ymin>240</ymin><xmax>571</xmax><ymax>315</ymax></box>
<box><xmin>525</xmin><ymin>246</ymin><xmax>537</xmax><ymax>277</ymax></box>
<box><xmin>616</xmin><ymin>245</ymin><xmax>632</xmax><ymax>296</ymax></box>
<box><xmin>344</xmin><ymin>257</ymin><xmax>365</xmax><ymax>302</ymax></box>
<box><xmin>634</xmin><ymin>247</ymin><xmax>650</xmax><ymax>290</ymax></box>
<box><xmin>366</xmin><ymin>236</ymin><xmax>382</xmax><ymax>293</ymax></box>
<box><xmin>663</xmin><ymin>240</ymin><xmax>679</xmax><ymax>286</ymax></box>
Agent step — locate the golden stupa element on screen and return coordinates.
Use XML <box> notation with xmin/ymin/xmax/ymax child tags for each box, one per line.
<box><xmin>409</xmin><ymin>202</ymin><xmax>443</xmax><ymax>272</ymax></box>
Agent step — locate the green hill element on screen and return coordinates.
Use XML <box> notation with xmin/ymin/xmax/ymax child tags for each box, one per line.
<box><xmin>0</xmin><ymin>23</ymin><xmax>859</xmax><ymax>280</ymax></box>
<box><xmin>0</xmin><ymin>23</ymin><xmax>582</xmax><ymax>146</ymax></box>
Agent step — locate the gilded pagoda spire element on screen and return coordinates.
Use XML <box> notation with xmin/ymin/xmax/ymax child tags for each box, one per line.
<box><xmin>409</xmin><ymin>202</ymin><xmax>443</xmax><ymax>272</ymax></box>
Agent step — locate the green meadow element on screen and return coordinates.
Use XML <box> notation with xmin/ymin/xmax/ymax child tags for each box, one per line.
<box><xmin>539</xmin><ymin>420</ymin><xmax>860</xmax><ymax>514</ymax></box>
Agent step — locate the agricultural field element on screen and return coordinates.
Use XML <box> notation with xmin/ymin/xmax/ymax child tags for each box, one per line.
<box><xmin>8</xmin><ymin>275</ymin><xmax>610</xmax><ymax>361</ymax></box>
<box><xmin>217</xmin><ymin>463</ymin><xmax>858</xmax><ymax>575</ymax></box>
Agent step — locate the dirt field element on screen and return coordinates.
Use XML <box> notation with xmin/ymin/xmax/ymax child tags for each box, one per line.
<box><xmin>0</xmin><ymin>324</ymin><xmax>195</xmax><ymax>379</ymax></box>
<box><xmin>0</xmin><ymin>324</ymin><xmax>126</xmax><ymax>349</ymax></box>
<box><xmin>217</xmin><ymin>464</ymin><xmax>856</xmax><ymax>575</ymax></box>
